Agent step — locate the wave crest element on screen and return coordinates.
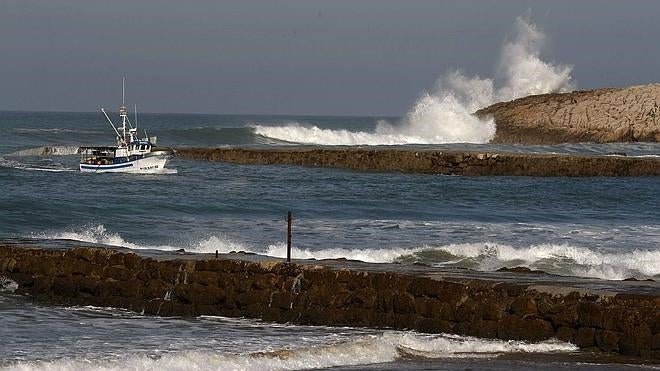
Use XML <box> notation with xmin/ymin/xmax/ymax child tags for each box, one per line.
<box><xmin>6</xmin><ymin>332</ymin><xmax>576</xmax><ymax>371</ymax></box>
<box><xmin>32</xmin><ymin>225</ymin><xmax>660</xmax><ymax>281</ymax></box>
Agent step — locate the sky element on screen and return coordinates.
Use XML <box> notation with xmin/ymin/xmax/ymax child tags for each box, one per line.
<box><xmin>1</xmin><ymin>0</ymin><xmax>660</xmax><ymax>116</ymax></box>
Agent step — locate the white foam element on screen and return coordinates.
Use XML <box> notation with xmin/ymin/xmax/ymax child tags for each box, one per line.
<box><xmin>193</xmin><ymin>235</ymin><xmax>256</xmax><ymax>254</ymax></box>
<box><xmin>33</xmin><ymin>226</ymin><xmax>252</xmax><ymax>254</ymax></box>
<box><xmin>386</xmin><ymin>332</ymin><xmax>576</xmax><ymax>357</ymax></box>
<box><xmin>150</xmin><ymin>168</ymin><xmax>178</xmax><ymax>175</ymax></box>
<box><xmin>193</xmin><ymin>238</ymin><xmax>421</xmax><ymax>263</ymax></box>
<box><xmin>33</xmin><ymin>226</ymin><xmax>659</xmax><ymax>281</ymax></box>
<box><xmin>0</xmin><ymin>157</ymin><xmax>75</xmax><ymax>172</ymax></box>
<box><xmin>265</xmin><ymin>241</ymin><xmax>660</xmax><ymax>281</ymax></box>
<box><xmin>32</xmin><ymin>225</ymin><xmax>177</xmax><ymax>251</ymax></box>
<box><xmin>4</xmin><ymin>332</ymin><xmax>576</xmax><ymax>371</ymax></box>
<box><xmin>251</xmin><ymin>122</ymin><xmax>426</xmax><ymax>146</ymax></box>
<box><xmin>8</xmin><ymin>146</ymin><xmax>81</xmax><ymax>157</ymax></box>
<box><xmin>267</xmin><ymin>243</ymin><xmax>420</xmax><ymax>263</ymax></box>
<box><xmin>253</xmin><ymin>16</ymin><xmax>573</xmax><ymax>146</ymax></box>
<box><xmin>0</xmin><ymin>277</ymin><xmax>19</xmax><ymax>293</ymax></box>
<box><xmin>423</xmin><ymin>242</ymin><xmax>660</xmax><ymax>280</ymax></box>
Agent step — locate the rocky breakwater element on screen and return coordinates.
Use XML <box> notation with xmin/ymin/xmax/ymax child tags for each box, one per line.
<box><xmin>477</xmin><ymin>83</ymin><xmax>660</xmax><ymax>144</ymax></box>
<box><xmin>177</xmin><ymin>147</ymin><xmax>660</xmax><ymax>176</ymax></box>
<box><xmin>1</xmin><ymin>245</ymin><xmax>659</xmax><ymax>360</ymax></box>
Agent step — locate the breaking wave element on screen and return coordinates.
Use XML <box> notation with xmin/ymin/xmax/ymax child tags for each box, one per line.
<box><xmin>399</xmin><ymin>242</ymin><xmax>660</xmax><ymax>281</ymax></box>
<box><xmin>32</xmin><ymin>225</ymin><xmax>659</xmax><ymax>281</ymax></box>
<box><xmin>0</xmin><ymin>157</ymin><xmax>75</xmax><ymax>172</ymax></box>
<box><xmin>253</xmin><ymin>16</ymin><xmax>574</xmax><ymax>146</ymax></box>
<box><xmin>4</xmin><ymin>332</ymin><xmax>576</xmax><ymax>371</ymax></box>
<box><xmin>31</xmin><ymin>225</ymin><xmax>178</xmax><ymax>251</ymax></box>
<box><xmin>0</xmin><ymin>277</ymin><xmax>19</xmax><ymax>293</ymax></box>
<box><xmin>259</xmin><ymin>242</ymin><xmax>659</xmax><ymax>281</ymax></box>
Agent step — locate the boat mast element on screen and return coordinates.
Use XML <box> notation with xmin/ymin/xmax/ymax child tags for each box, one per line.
<box><xmin>119</xmin><ymin>77</ymin><xmax>129</xmax><ymax>144</ymax></box>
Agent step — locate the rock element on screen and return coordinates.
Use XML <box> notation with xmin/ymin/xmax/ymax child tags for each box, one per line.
<box><xmin>188</xmin><ymin>271</ymin><xmax>219</xmax><ymax>287</ymax></box>
<box><xmin>555</xmin><ymin>326</ymin><xmax>576</xmax><ymax>343</ymax></box>
<box><xmin>392</xmin><ymin>294</ymin><xmax>415</xmax><ymax>314</ymax></box>
<box><xmin>144</xmin><ymin>279</ymin><xmax>170</xmax><ymax>299</ymax></box>
<box><xmin>509</xmin><ymin>297</ymin><xmax>538</xmax><ymax>316</ymax></box>
<box><xmin>595</xmin><ymin>329</ymin><xmax>620</xmax><ymax>352</ymax></box>
<box><xmin>548</xmin><ymin>304</ymin><xmax>579</xmax><ymax>328</ymax></box>
<box><xmin>455</xmin><ymin>298</ymin><xmax>480</xmax><ymax>322</ymax></box>
<box><xmin>480</xmin><ymin>302</ymin><xmax>503</xmax><ymax>321</ymax></box>
<box><xmin>575</xmin><ymin>327</ymin><xmax>597</xmax><ymax>348</ymax></box>
<box><xmin>476</xmin><ymin>83</ymin><xmax>660</xmax><ymax>144</ymax></box>
<box><xmin>497</xmin><ymin>315</ymin><xmax>555</xmax><ymax>342</ymax></box>
<box><xmin>497</xmin><ymin>266</ymin><xmax>533</xmax><ymax>273</ymax></box>
<box><xmin>175</xmin><ymin>148</ymin><xmax>660</xmax><ymax>177</ymax></box>
<box><xmin>620</xmin><ymin>326</ymin><xmax>653</xmax><ymax>356</ymax></box>
<box><xmin>578</xmin><ymin>302</ymin><xmax>604</xmax><ymax>328</ymax></box>
<box><xmin>497</xmin><ymin>266</ymin><xmax>548</xmax><ymax>275</ymax></box>
<box><xmin>652</xmin><ymin>333</ymin><xmax>660</xmax><ymax>350</ymax></box>
<box><xmin>414</xmin><ymin>318</ymin><xmax>453</xmax><ymax>334</ymax></box>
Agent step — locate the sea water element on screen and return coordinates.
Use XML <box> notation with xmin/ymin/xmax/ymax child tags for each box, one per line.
<box><xmin>0</xmin><ymin>111</ymin><xmax>659</xmax><ymax>370</ymax></box>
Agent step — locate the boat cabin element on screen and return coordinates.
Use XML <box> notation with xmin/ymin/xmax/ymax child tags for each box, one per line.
<box><xmin>79</xmin><ymin>146</ymin><xmax>117</xmax><ymax>165</ymax></box>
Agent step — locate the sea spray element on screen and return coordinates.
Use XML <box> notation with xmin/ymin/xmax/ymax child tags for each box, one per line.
<box><xmin>252</xmin><ymin>16</ymin><xmax>574</xmax><ymax>145</ymax></box>
<box><xmin>495</xmin><ymin>16</ymin><xmax>574</xmax><ymax>100</ymax></box>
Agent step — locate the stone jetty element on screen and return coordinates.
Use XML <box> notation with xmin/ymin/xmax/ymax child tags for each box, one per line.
<box><xmin>1</xmin><ymin>244</ymin><xmax>659</xmax><ymax>360</ymax></box>
<box><xmin>176</xmin><ymin>147</ymin><xmax>660</xmax><ymax>176</ymax></box>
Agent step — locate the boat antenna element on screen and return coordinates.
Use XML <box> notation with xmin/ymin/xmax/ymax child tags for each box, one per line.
<box><xmin>134</xmin><ymin>104</ymin><xmax>138</xmax><ymax>132</ymax></box>
<box><xmin>122</xmin><ymin>76</ymin><xmax>125</xmax><ymax>107</ymax></box>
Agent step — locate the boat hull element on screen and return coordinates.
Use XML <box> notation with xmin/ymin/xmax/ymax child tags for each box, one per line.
<box><xmin>80</xmin><ymin>155</ymin><xmax>170</xmax><ymax>174</ymax></box>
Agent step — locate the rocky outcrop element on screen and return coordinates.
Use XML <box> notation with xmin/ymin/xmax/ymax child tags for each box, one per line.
<box><xmin>176</xmin><ymin>148</ymin><xmax>660</xmax><ymax>176</ymax></box>
<box><xmin>1</xmin><ymin>245</ymin><xmax>659</xmax><ymax>360</ymax></box>
<box><xmin>477</xmin><ymin>84</ymin><xmax>660</xmax><ymax>144</ymax></box>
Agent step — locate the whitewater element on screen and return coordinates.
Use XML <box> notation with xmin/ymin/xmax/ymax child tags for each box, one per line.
<box><xmin>0</xmin><ymin>294</ymin><xmax>580</xmax><ymax>370</ymax></box>
<box><xmin>30</xmin><ymin>223</ymin><xmax>660</xmax><ymax>281</ymax></box>
<box><xmin>252</xmin><ymin>16</ymin><xmax>574</xmax><ymax>146</ymax></box>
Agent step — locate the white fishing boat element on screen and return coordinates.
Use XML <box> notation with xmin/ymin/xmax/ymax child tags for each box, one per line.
<box><xmin>79</xmin><ymin>80</ymin><xmax>174</xmax><ymax>173</ymax></box>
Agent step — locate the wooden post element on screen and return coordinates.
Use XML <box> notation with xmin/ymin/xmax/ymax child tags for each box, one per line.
<box><xmin>287</xmin><ymin>211</ymin><xmax>292</xmax><ymax>262</ymax></box>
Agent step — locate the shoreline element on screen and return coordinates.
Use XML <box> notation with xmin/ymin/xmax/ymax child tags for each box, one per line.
<box><xmin>2</xmin><ymin>243</ymin><xmax>658</xmax><ymax>361</ymax></box>
<box><xmin>175</xmin><ymin>147</ymin><xmax>660</xmax><ymax>176</ymax></box>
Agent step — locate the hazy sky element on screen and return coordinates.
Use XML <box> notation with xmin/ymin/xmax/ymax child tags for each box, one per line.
<box><xmin>2</xmin><ymin>0</ymin><xmax>660</xmax><ymax>116</ymax></box>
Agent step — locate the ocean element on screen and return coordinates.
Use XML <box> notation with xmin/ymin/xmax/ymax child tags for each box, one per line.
<box><xmin>0</xmin><ymin>110</ymin><xmax>659</xmax><ymax>370</ymax></box>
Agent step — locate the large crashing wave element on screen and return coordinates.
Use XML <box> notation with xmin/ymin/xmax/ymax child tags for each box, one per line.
<box><xmin>253</xmin><ymin>16</ymin><xmax>574</xmax><ymax>145</ymax></box>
